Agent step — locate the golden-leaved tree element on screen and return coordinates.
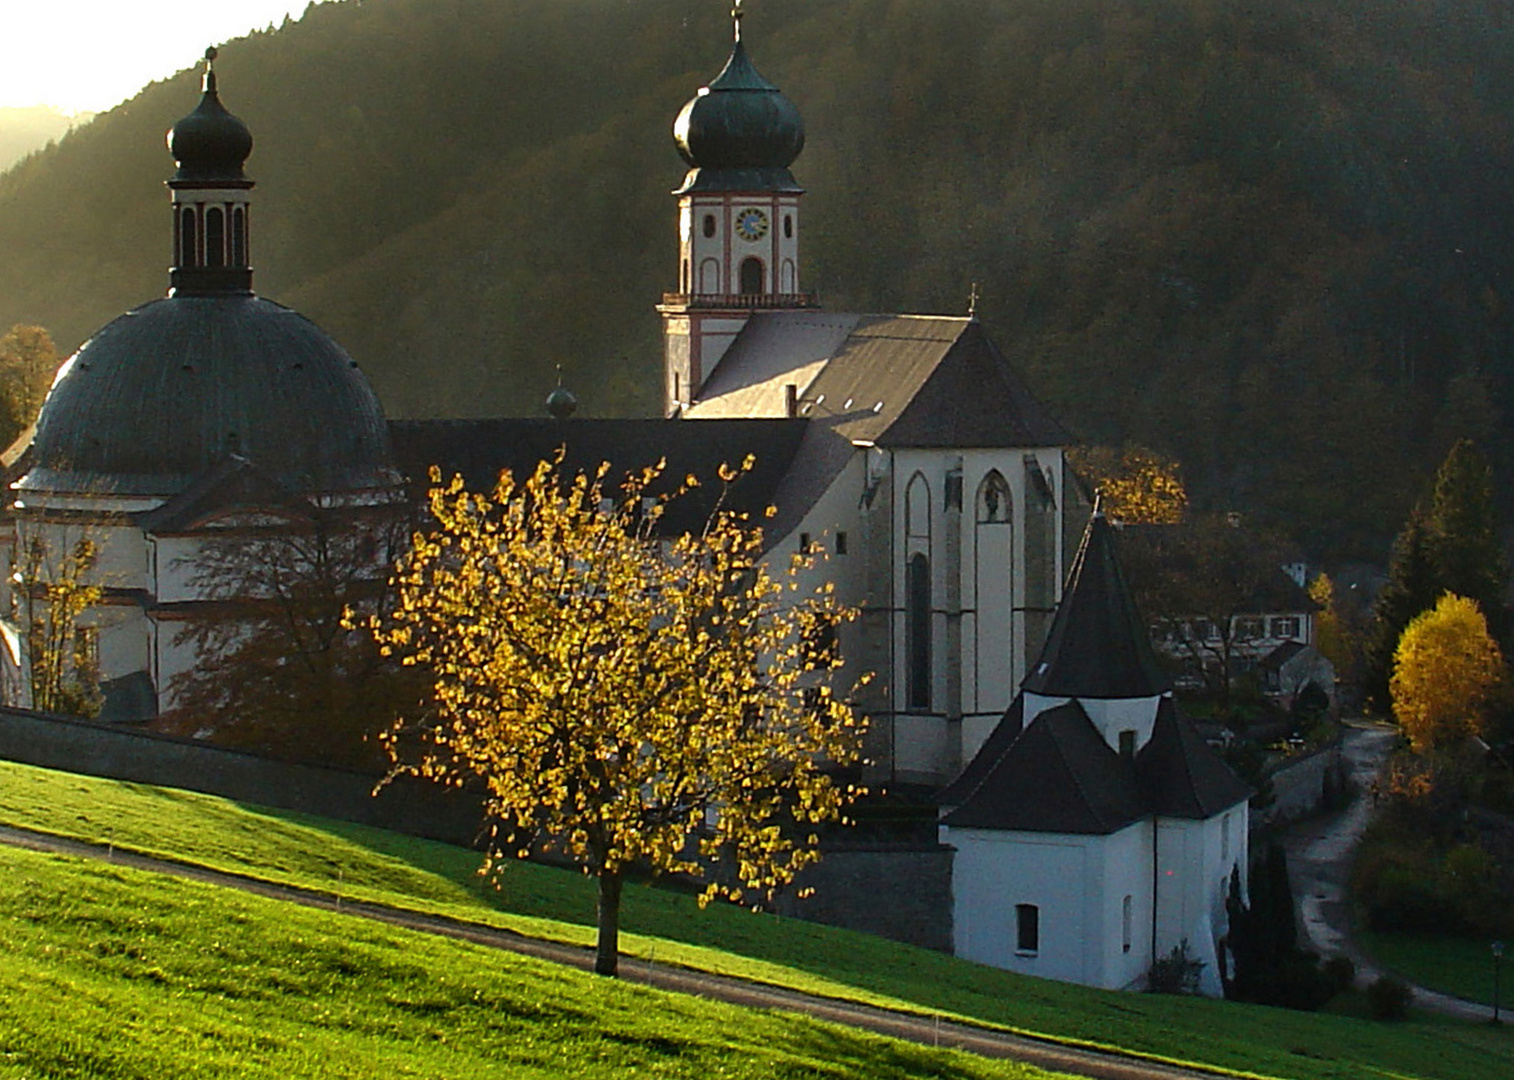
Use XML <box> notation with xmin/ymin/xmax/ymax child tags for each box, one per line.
<box><xmin>1390</xmin><ymin>593</ymin><xmax>1504</xmax><ymax>753</ymax></box>
<box><xmin>1067</xmin><ymin>444</ymin><xmax>1187</xmax><ymax>524</ymax></box>
<box><xmin>372</xmin><ymin>455</ymin><xmax>866</xmax><ymax>976</ymax></box>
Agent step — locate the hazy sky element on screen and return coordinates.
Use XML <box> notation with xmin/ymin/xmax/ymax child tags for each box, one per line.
<box><xmin>1</xmin><ymin>2</ymin><xmax>332</xmax><ymax>114</ymax></box>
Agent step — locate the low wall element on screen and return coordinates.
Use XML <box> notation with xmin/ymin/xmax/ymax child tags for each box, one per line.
<box><xmin>1260</xmin><ymin>736</ymin><xmax>1346</xmax><ymax>829</ymax></box>
<box><xmin>774</xmin><ymin>843</ymin><xmax>954</xmax><ymax>952</ymax></box>
<box><xmin>0</xmin><ymin>707</ymin><xmax>486</xmax><ymax>847</ymax></box>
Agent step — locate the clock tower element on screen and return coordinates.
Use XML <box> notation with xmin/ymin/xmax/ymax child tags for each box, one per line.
<box><xmin>658</xmin><ymin>2</ymin><xmax>815</xmax><ymax>416</ymax></box>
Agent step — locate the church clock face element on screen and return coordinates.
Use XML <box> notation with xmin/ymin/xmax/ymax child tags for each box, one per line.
<box><xmin>735</xmin><ymin>208</ymin><xmax>770</xmax><ymax>242</ymax></box>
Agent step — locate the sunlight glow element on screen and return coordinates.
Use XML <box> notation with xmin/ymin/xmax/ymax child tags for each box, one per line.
<box><xmin>0</xmin><ymin>2</ymin><xmax>331</xmax><ymax>114</ymax></box>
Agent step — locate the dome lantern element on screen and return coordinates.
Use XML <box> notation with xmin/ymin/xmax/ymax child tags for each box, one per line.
<box><xmin>167</xmin><ymin>48</ymin><xmax>255</xmax><ymax>297</ymax></box>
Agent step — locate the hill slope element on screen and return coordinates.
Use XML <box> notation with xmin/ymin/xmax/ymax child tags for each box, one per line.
<box><xmin>1</xmin><ymin>759</ymin><xmax>1511</xmax><ymax>1080</ymax></box>
<box><xmin>3</xmin><ymin>0</ymin><xmax>1514</xmax><ymax>556</ymax></box>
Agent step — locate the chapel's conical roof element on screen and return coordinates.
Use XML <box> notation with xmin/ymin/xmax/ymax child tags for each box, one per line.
<box><xmin>1022</xmin><ymin>513</ymin><xmax>1171</xmax><ymax>699</ymax></box>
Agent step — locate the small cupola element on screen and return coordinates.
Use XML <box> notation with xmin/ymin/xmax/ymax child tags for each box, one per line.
<box><xmin>673</xmin><ymin>2</ymin><xmax>804</xmax><ymax>191</ymax></box>
<box><xmin>167</xmin><ymin>48</ymin><xmax>255</xmax><ymax>296</ymax></box>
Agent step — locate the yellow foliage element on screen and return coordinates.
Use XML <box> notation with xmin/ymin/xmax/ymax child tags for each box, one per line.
<box><xmin>1068</xmin><ymin>444</ymin><xmax>1187</xmax><ymax>524</ymax></box>
<box><xmin>1390</xmin><ymin>593</ymin><xmax>1503</xmax><ymax>753</ymax></box>
<box><xmin>371</xmin><ymin>452</ymin><xmax>867</xmax><ymax>918</ymax></box>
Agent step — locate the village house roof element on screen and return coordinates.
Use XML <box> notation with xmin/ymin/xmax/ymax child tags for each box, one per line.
<box><xmin>1022</xmin><ymin>513</ymin><xmax>1171</xmax><ymax>699</ymax></box>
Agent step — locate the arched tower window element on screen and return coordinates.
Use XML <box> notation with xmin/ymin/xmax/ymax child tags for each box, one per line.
<box><xmin>180</xmin><ymin>208</ymin><xmax>197</xmax><ymax>267</ymax></box>
<box><xmin>739</xmin><ymin>256</ymin><xmax>765</xmax><ymax>295</ymax></box>
<box><xmin>232</xmin><ymin>207</ymin><xmax>247</xmax><ymax>265</ymax></box>
<box><xmin>205</xmin><ymin>208</ymin><xmax>225</xmax><ymax>268</ymax></box>
<box><xmin>906</xmin><ymin>472</ymin><xmax>932</xmax><ymax>710</ymax></box>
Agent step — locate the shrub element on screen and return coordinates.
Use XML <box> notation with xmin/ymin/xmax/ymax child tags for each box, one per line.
<box><xmin>1367</xmin><ymin>975</ymin><xmax>1414</xmax><ymax>1021</ymax></box>
<box><xmin>1148</xmin><ymin>940</ymin><xmax>1205</xmax><ymax>995</ymax></box>
<box><xmin>1322</xmin><ymin>955</ymin><xmax>1356</xmax><ymax>993</ymax></box>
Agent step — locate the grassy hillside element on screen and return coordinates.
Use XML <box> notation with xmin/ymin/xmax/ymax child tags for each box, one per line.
<box><xmin>0</xmin><ymin>759</ymin><xmax>1510</xmax><ymax>1080</ymax></box>
<box><xmin>1</xmin><ymin>846</ymin><xmax>1066</xmax><ymax>1080</ymax></box>
<box><xmin>3</xmin><ymin>0</ymin><xmax>1514</xmax><ymax>557</ymax></box>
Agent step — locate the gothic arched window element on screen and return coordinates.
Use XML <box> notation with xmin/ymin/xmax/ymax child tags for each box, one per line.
<box><xmin>906</xmin><ymin>472</ymin><xmax>932</xmax><ymax>710</ymax></box>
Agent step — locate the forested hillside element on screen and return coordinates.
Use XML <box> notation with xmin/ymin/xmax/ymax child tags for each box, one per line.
<box><xmin>2</xmin><ymin>0</ymin><xmax>1511</xmax><ymax>560</ymax></box>
<box><xmin>0</xmin><ymin>107</ymin><xmax>86</xmax><ymax>173</ymax></box>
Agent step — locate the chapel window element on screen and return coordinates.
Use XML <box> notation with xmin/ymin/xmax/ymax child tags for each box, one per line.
<box><xmin>1015</xmin><ymin>904</ymin><xmax>1040</xmax><ymax>955</ymax></box>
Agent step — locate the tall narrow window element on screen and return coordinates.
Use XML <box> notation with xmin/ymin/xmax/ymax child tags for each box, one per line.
<box><xmin>205</xmin><ymin>207</ymin><xmax>225</xmax><ymax>268</ymax></box>
<box><xmin>1015</xmin><ymin>904</ymin><xmax>1039</xmax><ymax>954</ymax></box>
<box><xmin>906</xmin><ymin>473</ymin><xmax>932</xmax><ymax>710</ymax></box>
<box><xmin>739</xmin><ymin>256</ymin><xmax>764</xmax><ymax>295</ymax></box>
<box><xmin>180</xmin><ymin>208</ymin><xmax>197</xmax><ymax>267</ymax></box>
<box><xmin>1122</xmin><ymin>895</ymin><xmax>1133</xmax><ymax>954</ymax></box>
<box><xmin>232</xmin><ymin>207</ymin><xmax>247</xmax><ymax>265</ymax></box>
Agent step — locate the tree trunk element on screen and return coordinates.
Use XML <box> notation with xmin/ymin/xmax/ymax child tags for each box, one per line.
<box><xmin>595</xmin><ymin>868</ymin><xmax>623</xmax><ymax>977</ymax></box>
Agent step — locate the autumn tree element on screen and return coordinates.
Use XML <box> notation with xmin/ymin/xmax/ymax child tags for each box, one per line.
<box><xmin>1368</xmin><ymin>441</ymin><xmax>1507</xmax><ymax>713</ymax></box>
<box><xmin>1068</xmin><ymin>444</ymin><xmax>1187</xmax><ymax>524</ymax></box>
<box><xmin>16</xmin><ymin>531</ymin><xmax>103</xmax><ymax>717</ymax></box>
<box><xmin>1391</xmin><ymin>593</ymin><xmax>1503</xmax><ymax>753</ymax></box>
<box><xmin>0</xmin><ymin>324</ymin><xmax>60</xmax><ymax>450</ymax></box>
<box><xmin>162</xmin><ymin>500</ymin><xmax>423</xmax><ymax>769</ymax></box>
<box><xmin>1121</xmin><ymin>513</ymin><xmax>1297</xmax><ymax>713</ymax></box>
<box><xmin>373</xmin><ymin>455</ymin><xmax>866</xmax><ymax>977</ymax></box>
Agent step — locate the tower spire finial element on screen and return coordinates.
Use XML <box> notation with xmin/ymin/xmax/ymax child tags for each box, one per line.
<box><xmin>202</xmin><ymin>46</ymin><xmax>219</xmax><ymax>92</ymax></box>
<box><xmin>732</xmin><ymin>0</ymin><xmax>744</xmax><ymax>42</ymax></box>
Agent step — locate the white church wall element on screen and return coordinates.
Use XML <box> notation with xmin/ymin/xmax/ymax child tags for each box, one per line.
<box><xmin>949</xmin><ymin>823</ymin><xmax>1151</xmax><ymax>989</ymax></box>
<box><xmin>1080</xmin><ymin>696</ymin><xmax>1163</xmax><ymax>754</ymax></box>
<box><xmin>1154</xmin><ymin>811</ymin><xmax>1239</xmax><ymax>997</ymax></box>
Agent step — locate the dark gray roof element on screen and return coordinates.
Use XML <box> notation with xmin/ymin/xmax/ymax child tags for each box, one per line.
<box><xmin>1136</xmin><ymin>698</ymin><xmax>1252</xmax><ymax>818</ymax></box>
<box><xmin>1259</xmin><ymin>640</ymin><xmax>1310</xmax><ymax>671</ymax></box>
<box><xmin>134</xmin><ymin>456</ymin><xmax>306</xmax><ymax>534</ymax></box>
<box><xmin>687</xmin><ymin>313</ymin><xmax>1068</xmax><ymax>449</ymax></box>
<box><xmin>389</xmin><ymin>418</ymin><xmax>808</xmax><ymax>537</ymax></box>
<box><xmin>941</xmin><ymin>701</ymin><xmax>1148</xmax><ymax>834</ymax></box>
<box><xmin>23</xmin><ymin>296</ymin><xmax>396</xmax><ymax>498</ymax></box>
<box><xmin>1022</xmin><ymin>514</ymin><xmax>1172</xmax><ymax>699</ymax></box>
<box><xmin>673</xmin><ymin>33</ymin><xmax>805</xmax><ymax>193</ymax></box>
<box><xmin>937</xmin><ymin>693</ymin><xmax>1025</xmax><ymax>808</ymax></box>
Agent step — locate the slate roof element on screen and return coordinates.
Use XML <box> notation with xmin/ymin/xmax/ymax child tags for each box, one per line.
<box><xmin>134</xmin><ymin>456</ymin><xmax>309</xmax><ymax>534</ymax></box>
<box><xmin>686</xmin><ymin>313</ymin><xmax>1068</xmax><ymax>449</ymax></box>
<box><xmin>389</xmin><ymin>418</ymin><xmax>808</xmax><ymax>538</ymax></box>
<box><xmin>942</xmin><ymin>696</ymin><xmax>1251</xmax><ymax>834</ymax></box>
<box><xmin>937</xmin><ymin>693</ymin><xmax>1025</xmax><ymax>808</ymax></box>
<box><xmin>941</xmin><ymin>701</ymin><xmax>1148</xmax><ymax>834</ymax></box>
<box><xmin>1022</xmin><ymin>514</ymin><xmax>1171</xmax><ymax>699</ymax></box>
<box><xmin>1135</xmin><ymin>697</ymin><xmax>1253</xmax><ymax>819</ymax></box>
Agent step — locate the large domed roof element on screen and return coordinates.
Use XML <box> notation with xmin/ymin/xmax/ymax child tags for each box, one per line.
<box><xmin>22</xmin><ymin>296</ymin><xmax>397</xmax><ymax>498</ymax></box>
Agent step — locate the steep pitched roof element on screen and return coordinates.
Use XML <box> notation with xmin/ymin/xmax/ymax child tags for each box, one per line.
<box><xmin>389</xmin><ymin>418</ymin><xmax>808</xmax><ymax>538</ymax></box>
<box><xmin>941</xmin><ymin>701</ymin><xmax>1148</xmax><ymax>835</ymax></box>
<box><xmin>134</xmin><ymin>455</ymin><xmax>310</xmax><ymax>534</ymax></box>
<box><xmin>686</xmin><ymin>312</ymin><xmax>1067</xmax><ymax>449</ymax></box>
<box><xmin>1136</xmin><ymin>697</ymin><xmax>1252</xmax><ymax>819</ymax></box>
<box><xmin>937</xmin><ymin>693</ymin><xmax>1025</xmax><ymax>808</ymax></box>
<box><xmin>1022</xmin><ymin>514</ymin><xmax>1171</xmax><ymax>699</ymax></box>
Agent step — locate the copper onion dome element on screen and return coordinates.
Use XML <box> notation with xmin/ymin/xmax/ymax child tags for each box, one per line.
<box><xmin>167</xmin><ymin>48</ymin><xmax>253</xmax><ymax>183</ymax></box>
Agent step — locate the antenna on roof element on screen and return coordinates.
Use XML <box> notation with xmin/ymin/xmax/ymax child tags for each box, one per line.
<box><xmin>732</xmin><ymin>0</ymin><xmax>744</xmax><ymax>41</ymax></box>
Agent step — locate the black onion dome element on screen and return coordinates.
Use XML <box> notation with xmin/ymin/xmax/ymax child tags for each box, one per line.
<box><xmin>167</xmin><ymin>67</ymin><xmax>253</xmax><ymax>183</ymax></box>
<box><xmin>674</xmin><ymin>38</ymin><xmax>804</xmax><ymax>173</ymax></box>
<box><xmin>24</xmin><ymin>297</ymin><xmax>397</xmax><ymax>497</ymax></box>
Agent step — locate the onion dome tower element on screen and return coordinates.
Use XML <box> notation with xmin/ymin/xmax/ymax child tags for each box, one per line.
<box><xmin>21</xmin><ymin>49</ymin><xmax>397</xmax><ymax>501</ymax></box>
<box><xmin>658</xmin><ymin>1</ymin><xmax>816</xmax><ymax>416</ymax></box>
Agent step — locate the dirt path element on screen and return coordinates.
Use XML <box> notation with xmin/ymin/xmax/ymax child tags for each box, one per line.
<box><xmin>1280</xmin><ymin>722</ymin><xmax>1495</xmax><ymax>1022</ymax></box>
<box><xmin>0</xmin><ymin>822</ymin><xmax>1231</xmax><ymax>1080</ymax></box>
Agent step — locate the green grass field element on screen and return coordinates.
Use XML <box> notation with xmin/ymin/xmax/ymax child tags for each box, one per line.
<box><xmin>1357</xmin><ymin>931</ymin><xmax>1511</xmax><ymax>1009</ymax></box>
<box><xmin>2</xmin><ymin>759</ymin><xmax>1512</xmax><ymax>1080</ymax></box>
<box><xmin>0</xmin><ymin>845</ymin><xmax>1060</xmax><ymax>1080</ymax></box>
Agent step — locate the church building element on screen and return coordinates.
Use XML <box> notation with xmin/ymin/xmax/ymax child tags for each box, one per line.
<box><xmin>2</xmin><ymin>11</ymin><xmax>1250</xmax><ymax>995</ymax></box>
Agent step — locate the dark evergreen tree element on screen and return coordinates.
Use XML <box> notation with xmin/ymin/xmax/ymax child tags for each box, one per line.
<box><xmin>1224</xmin><ymin>845</ymin><xmax>1333</xmax><ymax>1009</ymax></box>
<box><xmin>1424</xmin><ymin>440</ymin><xmax>1506</xmax><ymax>632</ymax></box>
<box><xmin>1366</xmin><ymin>508</ymin><xmax>1440</xmax><ymax>714</ymax></box>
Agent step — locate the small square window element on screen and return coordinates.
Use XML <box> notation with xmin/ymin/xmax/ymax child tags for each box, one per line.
<box><xmin>799</xmin><ymin>532</ymin><xmax>811</xmax><ymax>553</ymax></box>
<box><xmin>1119</xmin><ymin>729</ymin><xmax>1136</xmax><ymax>758</ymax></box>
<box><xmin>835</xmin><ymin>531</ymin><xmax>848</xmax><ymax>555</ymax></box>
